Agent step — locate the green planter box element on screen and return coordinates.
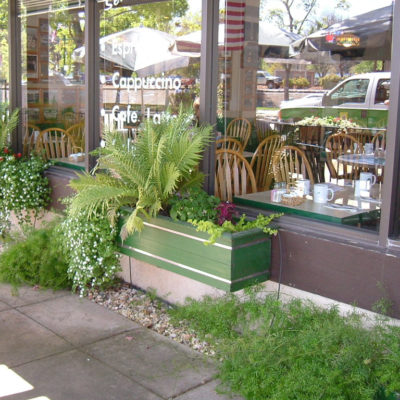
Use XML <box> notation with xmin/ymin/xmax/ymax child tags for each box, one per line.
<box><xmin>117</xmin><ymin>213</ymin><xmax>271</xmax><ymax>292</ymax></box>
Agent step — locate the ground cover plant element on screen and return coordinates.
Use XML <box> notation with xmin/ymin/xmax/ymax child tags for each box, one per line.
<box><xmin>0</xmin><ymin>222</ymin><xmax>70</xmax><ymax>290</ymax></box>
<box><xmin>169</xmin><ymin>289</ymin><xmax>400</xmax><ymax>400</ymax></box>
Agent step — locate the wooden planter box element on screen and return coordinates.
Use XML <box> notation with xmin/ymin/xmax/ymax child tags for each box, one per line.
<box><xmin>117</xmin><ymin>213</ymin><xmax>271</xmax><ymax>292</ymax></box>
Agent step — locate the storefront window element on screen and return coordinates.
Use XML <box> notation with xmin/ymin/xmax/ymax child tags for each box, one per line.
<box><xmin>217</xmin><ymin>0</ymin><xmax>393</xmax><ymax>234</ymax></box>
<box><xmin>98</xmin><ymin>0</ymin><xmax>200</xmax><ymax>138</ymax></box>
<box><xmin>20</xmin><ymin>0</ymin><xmax>85</xmax><ymax>168</ymax></box>
<box><xmin>0</xmin><ymin>1</ymin><xmax>9</xmax><ymax>105</ymax></box>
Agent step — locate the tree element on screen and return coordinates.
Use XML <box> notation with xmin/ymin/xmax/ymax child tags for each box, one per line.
<box><xmin>0</xmin><ymin>0</ymin><xmax>8</xmax><ymax>84</ymax></box>
<box><xmin>48</xmin><ymin>1</ymin><xmax>188</xmax><ymax>76</ymax></box>
<box><xmin>100</xmin><ymin>1</ymin><xmax>188</xmax><ymax>36</ymax></box>
<box><xmin>260</xmin><ymin>0</ymin><xmax>349</xmax><ymax>99</ymax></box>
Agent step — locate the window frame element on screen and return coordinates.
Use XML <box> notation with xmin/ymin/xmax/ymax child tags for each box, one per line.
<box><xmin>7</xmin><ymin>0</ymin><xmax>400</xmax><ymax>246</ymax></box>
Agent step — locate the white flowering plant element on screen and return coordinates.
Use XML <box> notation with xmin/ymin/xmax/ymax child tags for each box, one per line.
<box><xmin>57</xmin><ymin>203</ymin><xmax>121</xmax><ymax>296</ymax></box>
<box><xmin>296</xmin><ymin>116</ymin><xmax>360</xmax><ymax>129</ymax></box>
<box><xmin>0</xmin><ymin>147</ymin><xmax>51</xmax><ymax>237</ymax></box>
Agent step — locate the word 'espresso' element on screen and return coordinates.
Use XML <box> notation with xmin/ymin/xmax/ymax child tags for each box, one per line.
<box><xmin>112</xmin><ymin>72</ymin><xmax>181</xmax><ymax>92</ymax></box>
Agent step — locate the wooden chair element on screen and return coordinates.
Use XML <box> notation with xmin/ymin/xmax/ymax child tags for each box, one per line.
<box><xmin>272</xmin><ymin>145</ymin><xmax>315</xmax><ymax>187</ymax></box>
<box><xmin>250</xmin><ymin>135</ymin><xmax>282</xmax><ymax>191</ymax></box>
<box><xmin>216</xmin><ymin>137</ymin><xmax>244</xmax><ymax>153</ymax></box>
<box><xmin>226</xmin><ymin>117</ymin><xmax>252</xmax><ymax>150</ymax></box>
<box><xmin>36</xmin><ymin>128</ymin><xmax>78</xmax><ymax>160</ymax></box>
<box><xmin>215</xmin><ymin>149</ymin><xmax>257</xmax><ymax>202</ymax></box>
<box><xmin>66</xmin><ymin>122</ymin><xmax>85</xmax><ymax>152</ymax></box>
<box><xmin>325</xmin><ymin>132</ymin><xmax>363</xmax><ymax>181</ymax></box>
<box><xmin>23</xmin><ymin>123</ymin><xmax>40</xmax><ymax>156</ymax></box>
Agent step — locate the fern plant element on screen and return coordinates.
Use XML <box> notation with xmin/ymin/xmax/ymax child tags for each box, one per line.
<box><xmin>69</xmin><ymin>111</ymin><xmax>213</xmax><ymax>236</ymax></box>
<box><xmin>0</xmin><ymin>103</ymin><xmax>19</xmax><ymax>149</ymax></box>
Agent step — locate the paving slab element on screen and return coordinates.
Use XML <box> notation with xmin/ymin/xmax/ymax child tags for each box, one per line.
<box><xmin>2</xmin><ymin>349</ymin><xmax>163</xmax><ymax>400</ymax></box>
<box><xmin>84</xmin><ymin>328</ymin><xmax>216</xmax><ymax>399</ymax></box>
<box><xmin>0</xmin><ymin>309</ymin><xmax>72</xmax><ymax>367</ymax></box>
<box><xmin>175</xmin><ymin>380</ymin><xmax>244</xmax><ymax>400</ymax></box>
<box><xmin>0</xmin><ymin>299</ymin><xmax>11</xmax><ymax>311</ymax></box>
<box><xmin>19</xmin><ymin>295</ymin><xmax>141</xmax><ymax>346</ymax></box>
<box><xmin>0</xmin><ymin>284</ymin><xmax>69</xmax><ymax>307</ymax></box>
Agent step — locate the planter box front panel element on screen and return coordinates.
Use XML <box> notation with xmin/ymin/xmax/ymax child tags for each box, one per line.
<box><xmin>118</xmin><ymin>214</ymin><xmax>271</xmax><ymax>291</ymax></box>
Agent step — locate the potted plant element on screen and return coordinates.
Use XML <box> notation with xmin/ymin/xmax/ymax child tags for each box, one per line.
<box><xmin>68</xmin><ymin>111</ymin><xmax>281</xmax><ymax>291</ymax></box>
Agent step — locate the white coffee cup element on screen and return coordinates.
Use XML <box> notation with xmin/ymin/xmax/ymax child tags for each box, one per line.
<box><xmin>364</xmin><ymin>143</ymin><xmax>374</xmax><ymax>155</ymax></box>
<box><xmin>313</xmin><ymin>184</ymin><xmax>334</xmax><ymax>204</ymax></box>
<box><xmin>354</xmin><ymin>180</ymin><xmax>371</xmax><ymax>198</ymax></box>
<box><xmin>360</xmin><ymin>172</ymin><xmax>376</xmax><ymax>186</ymax></box>
<box><xmin>295</xmin><ymin>179</ymin><xmax>311</xmax><ymax>196</ymax></box>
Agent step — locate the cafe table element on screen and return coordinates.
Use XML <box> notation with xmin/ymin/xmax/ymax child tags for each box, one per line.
<box><xmin>337</xmin><ymin>153</ymin><xmax>386</xmax><ymax>168</ymax></box>
<box><xmin>234</xmin><ymin>183</ymin><xmax>381</xmax><ymax>226</ymax></box>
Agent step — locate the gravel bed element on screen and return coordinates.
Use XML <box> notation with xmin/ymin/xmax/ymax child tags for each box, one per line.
<box><xmin>87</xmin><ymin>283</ymin><xmax>216</xmax><ymax>356</ymax></box>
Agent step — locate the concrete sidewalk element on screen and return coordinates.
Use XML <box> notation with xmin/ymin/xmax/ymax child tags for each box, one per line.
<box><xmin>0</xmin><ymin>284</ymin><xmax>243</xmax><ymax>400</ymax></box>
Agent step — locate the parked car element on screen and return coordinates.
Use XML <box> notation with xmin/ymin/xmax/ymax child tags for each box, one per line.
<box><xmin>280</xmin><ymin>93</ymin><xmax>325</xmax><ymax>109</ymax></box>
<box><xmin>257</xmin><ymin>70</ymin><xmax>282</xmax><ymax>89</ymax></box>
<box><xmin>279</xmin><ymin>72</ymin><xmax>390</xmax><ymax>128</ymax></box>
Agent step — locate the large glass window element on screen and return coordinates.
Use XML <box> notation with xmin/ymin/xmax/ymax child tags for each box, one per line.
<box><xmin>0</xmin><ymin>1</ymin><xmax>9</xmax><ymax>105</ymax></box>
<box><xmin>217</xmin><ymin>0</ymin><xmax>393</xmax><ymax>234</ymax></box>
<box><xmin>20</xmin><ymin>0</ymin><xmax>85</xmax><ymax>168</ymax></box>
<box><xmin>98</xmin><ymin>0</ymin><xmax>200</xmax><ymax>137</ymax></box>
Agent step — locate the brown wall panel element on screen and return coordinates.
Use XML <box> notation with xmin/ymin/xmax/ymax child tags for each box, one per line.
<box><xmin>270</xmin><ymin>230</ymin><xmax>400</xmax><ymax>318</ymax></box>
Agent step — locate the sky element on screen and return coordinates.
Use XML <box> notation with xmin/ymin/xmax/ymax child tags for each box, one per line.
<box><xmin>188</xmin><ymin>0</ymin><xmax>393</xmax><ymax>18</ymax></box>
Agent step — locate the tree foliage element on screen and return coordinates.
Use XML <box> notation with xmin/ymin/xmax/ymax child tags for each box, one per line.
<box><xmin>100</xmin><ymin>0</ymin><xmax>188</xmax><ymax>36</ymax></box>
<box><xmin>261</xmin><ymin>0</ymin><xmax>349</xmax><ymax>35</ymax></box>
<box><xmin>0</xmin><ymin>0</ymin><xmax>8</xmax><ymax>82</ymax></box>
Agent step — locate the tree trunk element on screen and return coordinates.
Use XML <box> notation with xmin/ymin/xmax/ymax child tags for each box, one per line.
<box><xmin>284</xmin><ymin>64</ymin><xmax>292</xmax><ymax>101</ymax></box>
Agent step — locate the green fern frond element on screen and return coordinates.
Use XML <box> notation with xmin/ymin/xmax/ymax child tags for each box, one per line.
<box><xmin>0</xmin><ymin>106</ymin><xmax>19</xmax><ymax>149</ymax></box>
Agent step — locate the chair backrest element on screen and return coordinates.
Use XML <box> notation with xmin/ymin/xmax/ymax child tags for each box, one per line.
<box><xmin>272</xmin><ymin>145</ymin><xmax>315</xmax><ymax>186</ymax></box>
<box><xmin>250</xmin><ymin>134</ymin><xmax>282</xmax><ymax>191</ymax></box>
<box><xmin>325</xmin><ymin>132</ymin><xmax>363</xmax><ymax>180</ymax></box>
<box><xmin>23</xmin><ymin>123</ymin><xmax>40</xmax><ymax>156</ymax></box>
<box><xmin>372</xmin><ymin>131</ymin><xmax>386</xmax><ymax>150</ymax></box>
<box><xmin>36</xmin><ymin>128</ymin><xmax>77</xmax><ymax>160</ymax></box>
<box><xmin>226</xmin><ymin>118</ymin><xmax>252</xmax><ymax>150</ymax></box>
<box><xmin>66</xmin><ymin>122</ymin><xmax>85</xmax><ymax>152</ymax></box>
<box><xmin>372</xmin><ymin>132</ymin><xmax>386</xmax><ymax>182</ymax></box>
<box><xmin>215</xmin><ymin>149</ymin><xmax>257</xmax><ymax>202</ymax></box>
<box><xmin>216</xmin><ymin>137</ymin><xmax>244</xmax><ymax>153</ymax></box>
<box><xmin>255</xmin><ymin>120</ymin><xmax>278</xmax><ymax>142</ymax></box>
<box><xmin>347</xmin><ymin>128</ymin><xmax>374</xmax><ymax>147</ymax></box>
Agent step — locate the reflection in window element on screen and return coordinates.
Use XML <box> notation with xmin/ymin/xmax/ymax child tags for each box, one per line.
<box><xmin>329</xmin><ymin>78</ymin><xmax>369</xmax><ymax>105</ymax></box>
<box><xmin>218</xmin><ymin>0</ymin><xmax>392</xmax><ymax>233</ymax></box>
<box><xmin>20</xmin><ymin>1</ymin><xmax>85</xmax><ymax>167</ymax></box>
<box><xmin>98</xmin><ymin>1</ymin><xmax>200</xmax><ymax>139</ymax></box>
<box><xmin>0</xmin><ymin>1</ymin><xmax>8</xmax><ymax>105</ymax></box>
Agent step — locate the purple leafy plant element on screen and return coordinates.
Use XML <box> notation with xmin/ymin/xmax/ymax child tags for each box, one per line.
<box><xmin>216</xmin><ymin>202</ymin><xmax>239</xmax><ymax>225</ymax></box>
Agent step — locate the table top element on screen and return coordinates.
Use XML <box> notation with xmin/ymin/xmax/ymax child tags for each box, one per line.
<box><xmin>234</xmin><ymin>183</ymin><xmax>381</xmax><ymax>225</ymax></box>
<box><xmin>54</xmin><ymin>157</ymin><xmax>86</xmax><ymax>171</ymax></box>
<box><xmin>338</xmin><ymin>154</ymin><xmax>386</xmax><ymax>167</ymax></box>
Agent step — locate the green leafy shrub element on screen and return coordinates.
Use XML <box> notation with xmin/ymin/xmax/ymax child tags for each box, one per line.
<box><xmin>190</xmin><ymin>213</ymin><xmax>282</xmax><ymax>244</ymax></box>
<box><xmin>0</xmin><ymin>105</ymin><xmax>51</xmax><ymax>237</ymax></box>
<box><xmin>170</xmin><ymin>292</ymin><xmax>400</xmax><ymax>400</ymax></box>
<box><xmin>168</xmin><ymin>187</ymin><xmax>220</xmax><ymax>222</ymax></box>
<box><xmin>0</xmin><ymin>223</ymin><xmax>70</xmax><ymax>290</ymax></box>
<box><xmin>319</xmin><ymin>74</ymin><xmax>343</xmax><ymax>89</ymax></box>
<box><xmin>0</xmin><ymin>152</ymin><xmax>51</xmax><ymax>236</ymax></box>
<box><xmin>291</xmin><ymin>77</ymin><xmax>310</xmax><ymax>88</ymax></box>
<box><xmin>57</xmin><ymin>204</ymin><xmax>121</xmax><ymax>296</ymax></box>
